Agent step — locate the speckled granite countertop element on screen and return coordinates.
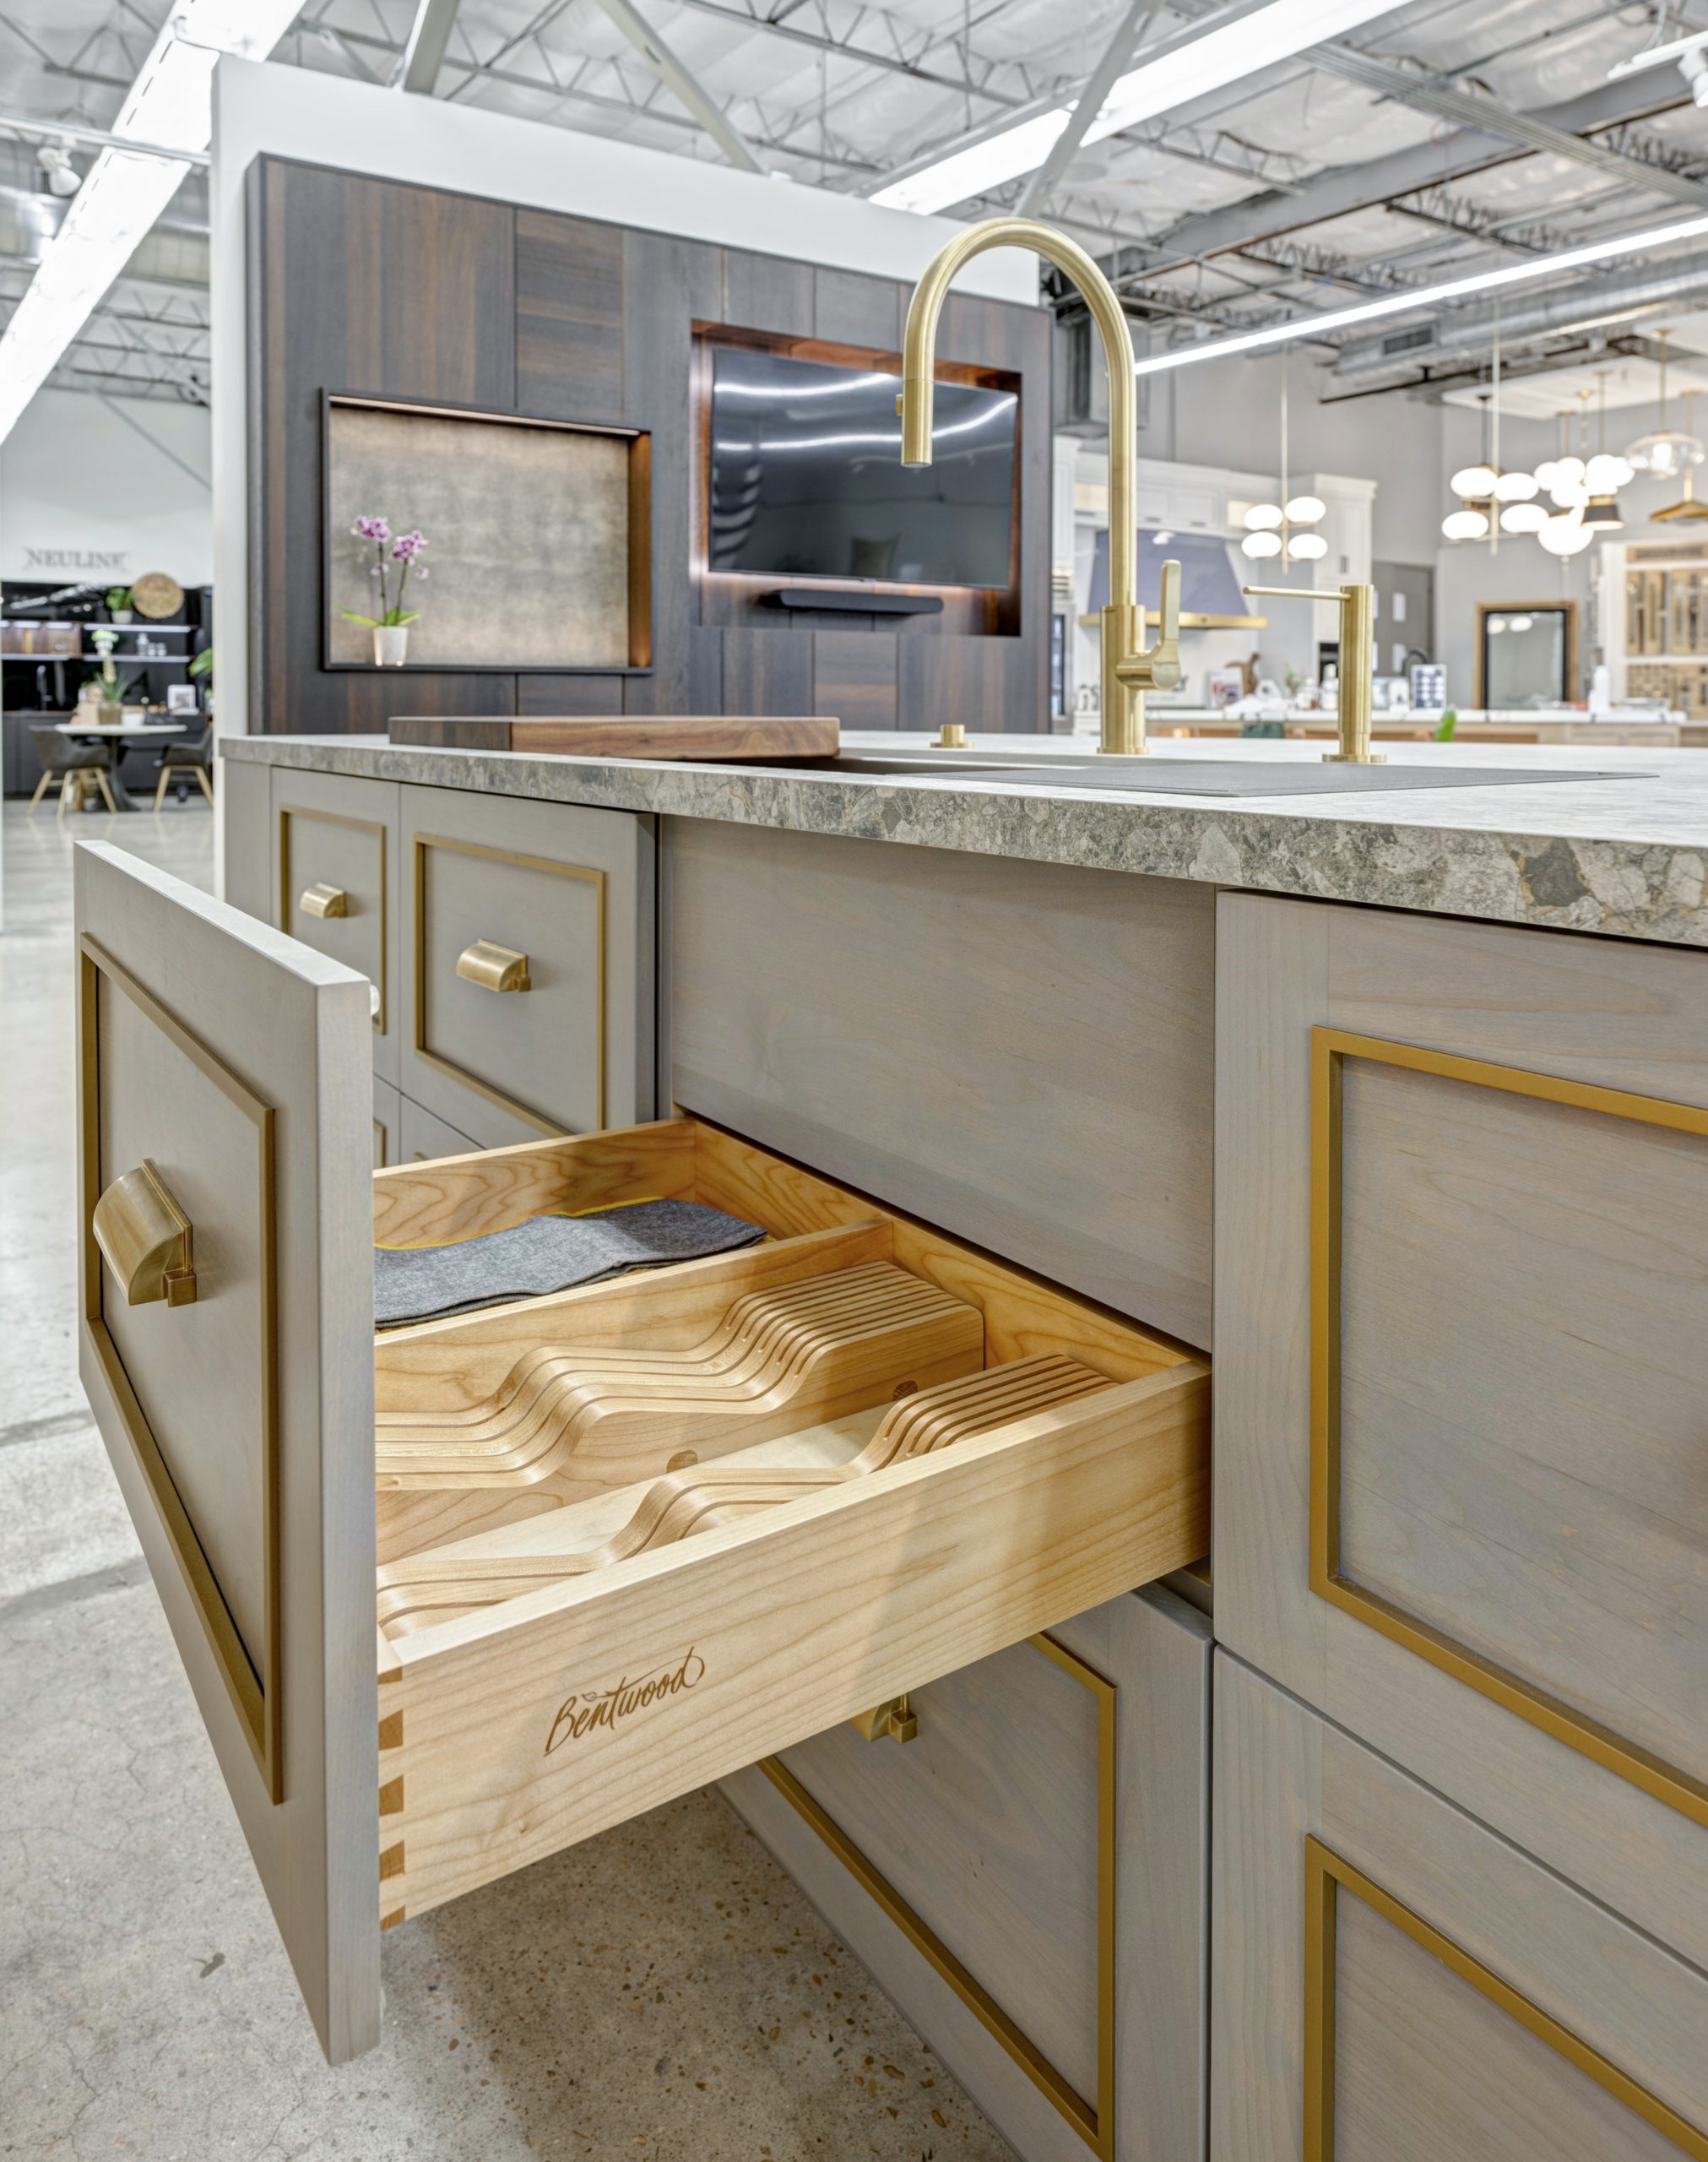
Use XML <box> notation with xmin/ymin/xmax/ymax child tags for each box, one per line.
<box><xmin>224</xmin><ymin>729</ymin><xmax>1708</xmax><ymax>949</ymax></box>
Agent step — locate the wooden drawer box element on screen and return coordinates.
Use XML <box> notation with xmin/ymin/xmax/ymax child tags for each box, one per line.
<box><xmin>271</xmin><ymin>768</ymin><xmax>401</xmax><ymax>1083</ymax></box>
<box><xmin>724</xmin><ymin>1583</ymin><xmax>1211</xmax><ymax>2162</ymax></box>
<box><xmin>400</xmin><ymin>783</ymin><xmax>654</xmax><ymax>1149</ymax></box>
<box><xmin>1216</xmin><ymin>894</ymin><xmax>1708</xmax><ymax>1847</ymax></box>
<box><xmin>73</xmin><ymin>841</ymin><xmax>1209</xmax><ymax>2067</ymax></box>
<box><xmin>1213</xmin><ymin>1654</ymin><xmax>1708</xmax><ymax>2161</ymax></box>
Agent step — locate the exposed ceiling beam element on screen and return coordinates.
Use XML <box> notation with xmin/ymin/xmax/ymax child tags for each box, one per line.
<box><xmin>1144</xmin><ymin>73</ymin><xmax>1694</xmax><ymax>273</ymax></box>
<box><xmin>589</xmin><ymin>0</ymin><xmax>770</xmax><ymax>173</ymax></box>
<box><xmin>1312</xmin><ymin>44</ymin><xmax>1708</xmax><ymax>210</ymax></box>
<box><xmin>662</xmin><ymin>0</ymin><xmax>1024</xmax><ymax>106</ymax></box>
<box><xmin>1016</xmin><ymin>0</ymin><xmax>1163</xmax><ymax>217</ymax></box>
<box><xmin>399</xmin><ymin>0</ymin><xmax>464</xmax><ymax>94</ymax></box>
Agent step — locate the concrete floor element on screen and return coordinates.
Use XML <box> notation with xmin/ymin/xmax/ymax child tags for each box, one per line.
<box><xmin>0</xmin><ymin>799</ymin><xmax>1017</xmax><ymax>2161</ymax></box>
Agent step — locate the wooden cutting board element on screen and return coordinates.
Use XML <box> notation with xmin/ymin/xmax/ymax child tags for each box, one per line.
<box><xmin>388</xmin><ymin>715</ymin><xmax>839</xmax><ymax>760</ymax></box>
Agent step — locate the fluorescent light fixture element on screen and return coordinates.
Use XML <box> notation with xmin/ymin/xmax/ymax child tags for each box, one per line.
<box><xmin>0</xmin><ymin>1</ymin><xmax>299</xmax><ymax>443</ymax></box>
<box><xmin>1134</xmin><ymin>207</ymin><xmax>1708</xmax><ymax>377</ymax></box>
<box><xmin>1608</xmin><ymin>25</ymin><xmax>1708</xmax><ymax>79</ymax></box>
<box><xmin>870</xmin><ymin>0</ymin><xmax>1408</xmax><ymax>215</ymax></box>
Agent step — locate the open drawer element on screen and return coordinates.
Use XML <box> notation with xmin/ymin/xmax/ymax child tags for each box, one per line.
<box><xmin>73</xmin><ymin>841</ymin><xmax>1209</xmax><ymax>2067</ymax></box>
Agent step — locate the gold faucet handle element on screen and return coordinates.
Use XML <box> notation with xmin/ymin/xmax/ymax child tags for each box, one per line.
<box><xmin>1114</xmin><ymin>557</ymin><xmax>1183</xmax><ymax>694</ymax></box>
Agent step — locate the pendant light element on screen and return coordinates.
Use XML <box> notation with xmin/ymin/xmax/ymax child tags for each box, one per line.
<box><xmin>1623</xmin><ymin>329</ymin><xmax>1704</xmax><ymax>479</ymax></box>
<box><xmin>1582</xmin><ymin>370</ymin><xmax>1629</xmax><ymax>528</ymax></box>
<box><xmin>1654</xmin><ymin>391</ymin><xmax>1708</xmax><ymax>521</ymax></box>
<box><xmin>1442</xmin><ymin>321</ymin><xmax>1535</xmax><ymax>542</ymax></box>
<box><xmin>1240</xmin><ymin>347</ymin><xmax>1325</xmax><ymax>565</ymax></box>
<box><xmin>1538</xmin><ymin>397</ymin><xmax>1595</xmax><ymax>553</ymax></box>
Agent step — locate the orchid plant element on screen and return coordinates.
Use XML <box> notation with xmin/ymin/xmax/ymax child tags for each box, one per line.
<box><xmin>341</xmin><ymin>516</ymin><xmax>430</xmax><ymax>628</ymax></box>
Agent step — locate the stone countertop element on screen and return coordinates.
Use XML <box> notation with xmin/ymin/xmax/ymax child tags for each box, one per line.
<box><xmin>224</xmin><ymin>729</ymin><xmax>1708</xmax><ymax>949</ymax></box>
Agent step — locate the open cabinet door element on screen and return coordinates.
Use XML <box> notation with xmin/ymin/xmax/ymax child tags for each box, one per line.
<box><xmin>73</xmin><ymin>841</ymin><xmax>379</xmax><ymax>2062</ymax></box>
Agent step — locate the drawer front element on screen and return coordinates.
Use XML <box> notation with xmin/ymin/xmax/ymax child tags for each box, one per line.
<box><xmin>1213</xmin><ymin>1654</ymin><xmax>1708</xmax><ymax>2162</ymax></box>
<box><xmin>723</xmin><ymin>1584</ymin><xmax>1210</xmax><ymax>2162</ymax></box>
<box><xmin>1216</xmin><ymin>894</ymin><xmax>1708</xmax><ymax>1843</ymax></box>
<box><xmin>668</xmin><ymin>822</ymin><xmax>1216</xmax><ymax>1351</ymax></box>
<box><xmin>371</xmin><ymin>1076</ymin><xmax>401</xmax><ymax>1169</ymax></box>
<box><xmin>400</xmin><ymin>785</ymin><xmax>654</xmax><ymax>1149</ymax></box>
<box><xmin>399</xmin><ymin>1093</ymin><xmax>480</xmax><ymax>1164</ymax></box>
<box><xmin>220</xmin><ymin>757</ymin><xmax>270</xmax><ymax>921</ymax></box>
<box><xmin>271</xmin><ymin>769</ymin><xmax>401</xmax><ymax>1084</ymax></box>
<box><xmin>73</xmin><ymin>840</ymin><xmax>377</xmax><ymax>2065</ymax></box>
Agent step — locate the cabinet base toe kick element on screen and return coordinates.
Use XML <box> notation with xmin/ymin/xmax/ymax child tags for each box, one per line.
<box><xmin>73</xmin><ymin>836</ymin><xmax>1208</xmax><ymax>2062</ymax></box>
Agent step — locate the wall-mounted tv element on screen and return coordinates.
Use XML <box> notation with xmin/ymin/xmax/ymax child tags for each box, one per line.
<box><xmin>708</xmin><ymin>346</ymin><xmax>1017</xmax><ymax>590</ymax></box>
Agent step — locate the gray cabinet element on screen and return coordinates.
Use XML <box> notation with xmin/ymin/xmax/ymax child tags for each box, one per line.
<box><xmin>270</xmin><ymin>768</ymin><xmax>403</xmax><ymax>1082</ymax></box>
<box><xmin>399</xmin><ymin>782</ymin><xmax>656</xmax><ymax>1149</ymax></box>
<box><xmin>371</xmin><ymin>1075</ymin><xmax>401</xmax><ymax>1169</ymax></box>
<box><xmin>1212</xmin><ymin>1656</ymin><xmax>1708</xmax><ymax>2162</ymax></box>
<box><xmin>724</xmin><ymin>1584</ymin><xmax>1210</xmax><ymax>2162</ymax></box>
<box><xmin>1214</xmin><ymin>893</ymin><xmax>1708</xmax><ymax>1939</ymax></box>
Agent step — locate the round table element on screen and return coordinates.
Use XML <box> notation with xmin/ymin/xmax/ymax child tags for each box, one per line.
<box><xmin>56</xmin><ymin>720</ymin><xmax>187</xmax><ymax>811</ymax></box>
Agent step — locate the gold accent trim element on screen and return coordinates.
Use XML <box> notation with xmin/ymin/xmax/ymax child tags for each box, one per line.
<box><xmin>411</xmin><ymin>834</ymin><xmax>606</xmax><ymax>1137</ymax></box>
<box><xmin>1310</xmin><ymin>1025</ymin><xmax>1708</xmax><ymax>1829</ymax></box>
<box><xmin>1303</xmin><ymin>1837</ymin><xmax>1708</xmax><ymax>2160</ymax></box>
<box><xmin>79</xmin><ymin>936</ymin><xmax>282</xmax><ymax>1801</ymax></box>
<box><xmin>278</xmin><ymin>804</ymin><xmax>387</xmax><ymax>1035</ymax></box>
<box><xmin>759</xmin><ymin>1631</ymin><xmax>1115</xmax><ymax>2159</ymax></box>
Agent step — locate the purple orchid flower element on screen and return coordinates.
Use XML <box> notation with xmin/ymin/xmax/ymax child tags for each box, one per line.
<box><xmin>390</xmin><ymin>530</ymin><xmax>427</xmax><ymax>562</ymax></box>
<box><xmin>352</xmin><ymin>515</ymin><xmax>391</xmax><ymax>542</ymax></box>
<box><xmin>343</xmin><ymin>515</ymin><xmax>431</xmax><ymax>634</ymax></box>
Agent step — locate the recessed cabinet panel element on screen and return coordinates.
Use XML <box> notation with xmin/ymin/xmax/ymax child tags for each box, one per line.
<box><xmin>399</xmin><ymin>785</ymin><xmax>654</xmax><ymax>1150</ymax></box>
<box><xmin>1212</xmin><ymin>1656</ymin><xmax>1708</xmax><ymax>2162</ymax></box>
<box><xmin>271</xmin><ymin>768</ymin><xmax>401</xmax><ymax>1084</ymax></box>
<box><xmin>1215</xmin><ymin>894</ymin><xmax>1708</xmax><ymax>1891</ymax></box>
<box><xmin>399</xmin><ymin>1093</ymin><xmax>480</xmax><ymax>1165</ymax></box>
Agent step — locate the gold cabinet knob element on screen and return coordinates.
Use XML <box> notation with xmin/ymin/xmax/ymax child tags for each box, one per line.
<box><xmin>91</xmin><ymin>1159</ymin><xmax>197</xmax><ymax>1307</ymax></box>
<box><xmin>456</xmin><ymin>939</ymin><xmax>531</xmax><ymax>993</ymax></box>
<box><xmin>300</xmin><ymin>882</ymin><xmax>349</xmax><ymax>918</ymax></box>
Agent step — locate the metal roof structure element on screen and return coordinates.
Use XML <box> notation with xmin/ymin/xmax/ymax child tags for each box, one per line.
<box><xmin>2</xmin><ymin>0</ymin><xmax>1706</xmax><ymax>407</ymax></box>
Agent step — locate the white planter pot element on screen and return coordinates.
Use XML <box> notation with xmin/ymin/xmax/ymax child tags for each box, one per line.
<box><xmin>111</xmin><ymin>610</ymin><xmax>133</xmax><ymax>625</ymax></box>
<box><xmin>373</xmin><ymin>625</ymin><xmax>409</xmax><ymax>666</ymax></box>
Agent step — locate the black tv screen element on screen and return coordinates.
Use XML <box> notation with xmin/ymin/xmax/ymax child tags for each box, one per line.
<box><xmin>708</xmin><ymin>346</ymin><xmax>1017</xmax><ymax>589</ymax></box>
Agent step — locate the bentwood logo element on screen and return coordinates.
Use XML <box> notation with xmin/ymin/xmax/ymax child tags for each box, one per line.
<box><xmin>543</xmin><ymin>1647</ymin><xmax>706</xmax><ymax>1755</ymax></box>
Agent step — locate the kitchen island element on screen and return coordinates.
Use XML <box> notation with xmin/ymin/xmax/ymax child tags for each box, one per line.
<box><xmin>77</xmin><ymin>728</ymin><xmax>1708</xmax><ymax>2159</ymax></box>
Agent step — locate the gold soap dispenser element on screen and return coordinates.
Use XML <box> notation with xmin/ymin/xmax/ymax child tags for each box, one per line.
<box><xmin>897</xmin><ymin>216</ymin><xmax>1182</xmax><ymax>755</ymax></box>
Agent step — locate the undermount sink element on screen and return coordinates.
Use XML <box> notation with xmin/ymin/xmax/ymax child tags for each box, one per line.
<box><xmin>756</xmin><ymin>754</ymin><xmax>1646</xmax><ymax>798</ymax></box>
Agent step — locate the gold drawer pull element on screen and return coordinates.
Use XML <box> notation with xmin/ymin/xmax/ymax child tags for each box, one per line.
<box><xmin>849</xmin><ymin>1694</ymin><xmax>917</xmax><ymax>1745</ymax></box>
<box><xmin>92</xmin><ymin>1160</ymin><xmax>197</xmax><ymax>1308</ymax></box>
<box><xmin>300</xmin><ymin>882</ymin><xmax>349</xmax><ymax>919</ymax></box>
<box><xmin>456</xmin><ymin>939</ymin><xmax>530</xmax><ymax>993</ymax></box>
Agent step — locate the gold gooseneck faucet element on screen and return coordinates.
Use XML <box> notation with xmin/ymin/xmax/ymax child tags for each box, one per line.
<box><xmin>897</xmin><ymin>217</ymin><xmax>1182</xmax><ymax>756</ymax></box>
<box><xmin>1243</xmin><ymin>580</ymin><xmax>1383</xmax><ymax>765</ymax></box>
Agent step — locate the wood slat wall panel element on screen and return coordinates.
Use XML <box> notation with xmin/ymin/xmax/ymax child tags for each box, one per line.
<box><xmin>251</xmin><ymin>159</ymin><xmax>519</xmax><ymax>736</ymax></box>
<box><xmin>250</xmin><ymin>169</ymin><xmax>1049</xmax><ymax>737</ymax></box>
<box><xmin>514</xmin><ymin>209</ymin><xmax>624</xmax><ymax>421</ymax></box>
<box><xmin>815</xmin><ymin>629</ymin><xmax>898</xmax><ymax>729</ymax></box>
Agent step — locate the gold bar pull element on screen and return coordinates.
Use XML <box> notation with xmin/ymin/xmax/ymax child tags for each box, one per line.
<box><xmin>300</xmin><ymin>882</ymin><xmax>349</xmax><ymax>918</ymax></box>
<box><xmin>456</xmin><ymin>939</ymin><xmax>531</xmax><ymax>993</ymax></box>
<box><xmin>849</xmin><ymin>1694</ymin><xmax>918</xmax><ymax>1744</ymax></box>
<box><xmin>92</xmin><ymin>1160</ymin><xmax>197</xmax><ymax>1307</ymax></box>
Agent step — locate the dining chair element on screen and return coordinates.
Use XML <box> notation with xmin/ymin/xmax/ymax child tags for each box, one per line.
<box><xmin>153</xmin><ymin>724</ymin><xmax>214</xmax><ymax>809</ymax></box>
<box><xmin>30</xmin><ymin>725</ymin><xmax>117</xmax><ymax>817</ymax></box>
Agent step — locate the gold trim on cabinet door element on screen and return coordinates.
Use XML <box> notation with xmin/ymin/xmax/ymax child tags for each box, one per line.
<box><xmin>78</xmin><ymin>935</ymin><xmax>282</xmax><ymax>1800</ymax></box>
<box><xmin>278</xmin><ymin>804</ymin><xmax>387</xmax><ymax>1034</ymax></box>
<box><xmin>1302</xmin><ymin>1837</ymin><xmax>1708</xmax><ymax>2161</ymax></box>
<box><xmin>758</xmin><ymin>1632</ymin><xmax>1117</xmax><ymax>2159</ymax></box>
<box><xmin>1309</xmin><ymin>1024</ymin><xmax>1708</xmax><ymax>1830</ymax></box>
<box><xmin>411</xmin><ymin>834</ymin><xmax>606</xmax><ymax>1137</ymax></box>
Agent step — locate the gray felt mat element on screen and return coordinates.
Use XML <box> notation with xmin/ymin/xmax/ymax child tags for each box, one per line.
<box><xmin>375</xmin><ymin>1198</ymin><xmax>766</xmax><ymax>1328</ymax></box>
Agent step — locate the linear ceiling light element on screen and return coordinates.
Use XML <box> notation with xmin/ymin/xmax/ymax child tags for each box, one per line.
<box><xmin>1608</xmin><ymin>26</ymin><xmax>1708</xmax><ymax>79</ymax></box>
<box><xmin>0</xmin><ymin>2</ymin><xmax>301</xmax><ymax>443</ymax></box>
<box><xmin>1131</xmin><ymin>207</ymin><xmax>1708</xmax><ymax>376</ymax></box>
<box><xmin>869</xmin><ymin>0</ymin><xmax>1407</xmax><ymax>216</ymax></box>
